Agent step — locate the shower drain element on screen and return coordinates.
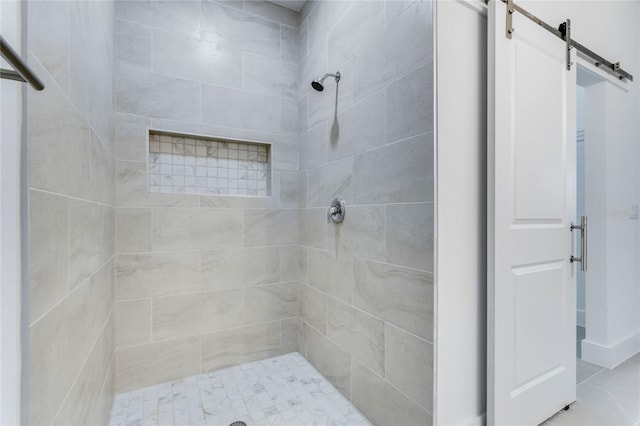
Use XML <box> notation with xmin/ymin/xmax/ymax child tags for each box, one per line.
<box><xmin>229</xmin><ymin>422</ymin><xmax>246</xmax><ymax>426</ymax></box>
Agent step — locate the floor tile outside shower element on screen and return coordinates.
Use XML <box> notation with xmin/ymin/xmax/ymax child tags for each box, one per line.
<box><xmin>109</xmin><ymin>353</ymin><xmax>371</xmax><ymax>426</ymax></box>
<box><xmin>546</xmin><ymin>354</ymin><xmax>640</xmax><ymax>425</ymax></box>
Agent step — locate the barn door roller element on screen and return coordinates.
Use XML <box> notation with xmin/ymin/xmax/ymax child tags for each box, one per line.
<box><xmin>502</xmin><ymin>0</ymin><xmax>633</xmax><ymax>81</ymax></box>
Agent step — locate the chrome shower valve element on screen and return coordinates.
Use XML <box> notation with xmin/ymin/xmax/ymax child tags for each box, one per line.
<box><xmin>327</xmin><ymin>196</ymin><xmax>346</xmax><ymax>224</ymax></box>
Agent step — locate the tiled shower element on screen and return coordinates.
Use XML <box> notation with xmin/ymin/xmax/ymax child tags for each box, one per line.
<box><xmin>26</xmin><ymin>0</ymin><xmax>434</xmax><ymax>425</ymax></box>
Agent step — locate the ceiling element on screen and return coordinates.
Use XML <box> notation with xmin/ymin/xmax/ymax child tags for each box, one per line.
<box><xmin>269</xmin><ymin>0</ymin><xmax>306</xmax><ymax>12</ymax></box>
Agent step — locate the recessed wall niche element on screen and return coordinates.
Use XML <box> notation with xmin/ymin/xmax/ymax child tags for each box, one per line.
<box><xmin>148</xmin><ymin>131</ymin><xmax>271</xmax><ymax>196</ymax></box>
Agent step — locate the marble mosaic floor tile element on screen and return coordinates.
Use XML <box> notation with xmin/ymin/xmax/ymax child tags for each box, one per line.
<box><xmin>109</xmin><ymin>352</ymin><xmax>371</xmax><ymax>426</ymax></box>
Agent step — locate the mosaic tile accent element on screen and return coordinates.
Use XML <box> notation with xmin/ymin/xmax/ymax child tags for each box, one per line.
<box><xmin>148</xmin><ymin>132</ymin><xmax>270</xmax><ymax>197</ymax></box>
<box><xmin>109</xmin><ymin>352</ymin><xmax>371</xmax><ymax>426</ymax></box>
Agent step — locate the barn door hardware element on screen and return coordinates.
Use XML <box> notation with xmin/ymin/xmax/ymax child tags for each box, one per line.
<box><xmin>501</xmin><ymin>0</ymin><xmax>633</xmax><ymax>81</ymax></box>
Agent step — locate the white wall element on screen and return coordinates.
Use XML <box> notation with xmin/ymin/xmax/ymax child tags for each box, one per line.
<box><xmin>435</xmin><ymin>0</ymin><xmax>640</xmax><ymax>423</ymax></box>
<box><xmin>434</xmin><ymin>1</ymin><xmax>487</xmax><ymax>424</ymax></box>
<box><xmin>0</xmin><ymin>1</ymin><xmax>24</xmax><ymax>424</ymax></box>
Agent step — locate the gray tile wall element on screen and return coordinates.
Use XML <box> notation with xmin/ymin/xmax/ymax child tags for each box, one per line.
<box><xmin>113</xmin><ymin>0</ymin><xmax>301</xmax><ymax>393</ymax></box>
<box><xmin>296</xmin><ymin>1</ymin><xmax>434</xmax><ymax>424</ymax></box>
<box><xmin>23</xmin><ymin>2</ymin><xmax>437</xmax><ymax>423</ymax></box>
<box><xmin>27</xmin><ymin>1</ymin><xmax>116</xmax><ymax>425</ymax></box>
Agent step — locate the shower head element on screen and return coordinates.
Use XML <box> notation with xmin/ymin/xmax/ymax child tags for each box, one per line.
<box><xmin>311</xmin><ymin>80</ymin><xmax>325</xmax><ymax>91</ymax></box>
<box><xmin>311</xmin><ymin>71</ymin><xmax>341</xmax><ymax>92</ymax></box>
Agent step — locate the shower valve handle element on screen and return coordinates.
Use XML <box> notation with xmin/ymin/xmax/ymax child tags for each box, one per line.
<box><xmin>327</xmin><ymin>207</ymin><xmax>338</xmax><ymax>223</ymax></box>
<box><xmin>327</xmin><ymin>197</ymin><xmax>346</xmax><ymax>224</ymax></box>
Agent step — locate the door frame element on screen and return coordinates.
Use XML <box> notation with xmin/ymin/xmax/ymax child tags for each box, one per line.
<box><xmin>575</xmin><ymin>59</ymin><xmax>638</xmax><ymax>369</ymax></box>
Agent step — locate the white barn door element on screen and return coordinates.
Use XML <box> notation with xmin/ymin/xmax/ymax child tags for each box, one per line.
<box><xmin>487</xmin><ymin>0</ymin><xmax>577</xmax><ymax>425</ymax></box>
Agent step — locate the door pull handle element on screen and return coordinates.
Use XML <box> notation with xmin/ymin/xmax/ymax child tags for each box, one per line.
<box><xmin>570</xmin><ymin>215</ymin><xmax>587</xmax><ymax>272</ymax></box>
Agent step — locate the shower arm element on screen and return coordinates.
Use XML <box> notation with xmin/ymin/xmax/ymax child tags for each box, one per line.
<box><xmin>321</xmin><ymin>72</ymin><xmax>341</xmax><ymax>83</ymax></box>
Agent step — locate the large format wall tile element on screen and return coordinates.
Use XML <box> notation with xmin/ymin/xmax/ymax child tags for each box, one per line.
<box><xmin>28</xmin><ymin>2</ymin><xmax>116</xmax><ymax>423</ymax></box>
<box><xmin>243</xmin><ymin>209</ymin><xmax>299</xmax><ymax>246</ymax></box>
<box><xmin>353</xmin><ymin>258</ymin><xmax>434</xmax><ymax>341</ymax></box>
<box><xmin>244</xmin><ymin>53</ymin><xmax>298</xmax><ymax>100</ymax></box>
<box><xmin>115</xmin><ymin>299</ymin><xmax>151</xmax><ymax>348</ymax></box>
<box><xmin>87</xmin><ymin>361</ymin><xmax>115</xmax><ymax>426</ymax></box>
<box><xmin>281</xmin><ymin>318</ymin><xmax>299</xmax><ymax>353</ymax></box>
<box><xmin>327</xmin><ymin>90</ymin><xmax>386</xmax><ymax>162</ymax></box>
<box><xmin>298</xmin><ymin>284</ymin><xmax>326</xmax><ymax>334</ymax></box>
<box><xmin>385</xmin><ymin>323</ymin><xmax>434</xmax><ymax>412</ymax></box>
<box><xmin>115</xmin><ymin>64</ymin><xmax>201</xmax><ymax>121</ymax></box>
<box><xmin>299</xmin><ymin>37</ymin><xmax>326</xmax><ymax>98</ymax></box>
<box><xmin>201</xmin><ymin>246</ymin><xmax>298</xmax><ymax>290</ymax></box>
<box><xmin>244</xmin><ymin>0</ymin><xmax>299</xmax><ymax>28</ymax></box>
<box><xmin>115</xmin><ymin>19</ymin><xmax>151</xmax><ymax>69</ymax></box>
<box><xmin>386</xmin><ymin>202</ymin><xmax>434</xmax><ymax>272</ymax></box>
<box><xmin>116</xmin><ymin>208</ymin><xmax>152</xmax><ymax>253</ymax></box>
<box><xmin>28</xmin><ymin>56</ymin><xmax>92</xmax><ymax>198</ymax></box>
<box><xmin>201</xmin><ymin>247</ymin><xmax>276</xmax><ymax>290</ymax></box>
<box><xmin>68</xmin><ymin>316</ymin><xmax>114</xmax><ymax>426</ymax></box>
<box><xmin>280</xmin><ymin>172</ymin><xmax>299</xmax><ymax>208</ymax></box>
<box><xmin>307</xmin><ymin>157</ymin><xmax>353</xmax><ymax>208</ymax></box>
<box><xmin>152</xmin><ymin>293</ymin><xmax>202</xmax><ymax>341</ymax></box>
<box><xmin>244</xmin><ymin>283</ymin><xmax>298</xmax><ymax>324</ymax></box>
<box><xmin>353</xmin><ymin>132</ymin><xmax>434</xmax><ymax>204</ymax></box>
<box><xmin>201</xmin><ymin>84</ymin><xmax>281</xmax><ymax>134</ymax></box>
<box><xmin>152</xmin><ymin>208</ymin><xmax>243</xmax><ymax>250</ymax></box>
<box><xmin>115</xmin><ymin>0</ymin><xmax>201</xmax><ymax>38</ymax></box>
<box><xmin>89</xmin><ymin>134</ymin><xmax>117</xmax><ymax>205</ymax></box>
<box><xmin>353</xmin><ymin>0</ymin><xmax>432</xmax><ymax>101</ymax></box>
<box><xmin>114</xmin><ymin>113</ymin><xmax>150</xmax><ymax>162</ymax></box>
<box><xmin>28</xmin><ymin>0</ymin><xmax>70</xmax><ymax>92</ymax></box>
<box><xmin>153</xmin><ymin>28</ymin><xmax>243</xmax><ymax>88</ymax></box>
<box><xmin>152</xmin><ymin>290</ymin><xmax>243</xmax><ymax>341</ymax></box>
<box><xmin>201</xmin><ymin>322</ymin><xmax>282</xmax><ymax>372</ymax></box>
<box><xmin>115</xmin><ymin>337</ymin><xmax>200</xmax><ymax>392</ymax></box>
<box><xmin>298</xmin><ymin>208</ymin><xmax>327</xmax><ymax>249</ymax></box>
<box><xmin>327</xmin><ymin>1</ymin><xmax>384</xmax><ymax>69</ymax></box>
<box><xmin>299</xmin><ymin>123</ymin><xmax>329</xmax><ymax>171</ymax></box>
<box><xmin>307</xmin><ymin>248</ymin><xmax>352</xmax><ymax>303</ymax></box>
<box><xmin>201</xmin><ymin>1</ymin><xmax>281</xmax><ymax>59</ymax></box>
<box><xmin>69</xmin><ymin>0</ymin><xmax>115</xmax><ymax>146</ymax></box>
<box><xmin>385</xmin><ymin>0</ymin><xmax>417</xmax><ymax>23</ymax></box>
<box><xmin>326</xmin><ymin>205</ymin><xmax>386</xmax><ymax>261</ymax></box>
<box><xmin>386</xmin><ymin>62</ymin><xmax>434</xmax><ymax>143</ymax></box>
<box><xmin>281</xmin><ymin>98</ymin><xmax>299</xmax><ymax>136</ymax></box>
<box><xmin>201</xmin><ymin>290</ymin><xmax>245</xmax><ymax>334</ymax></box>
<box><xmin>352</xmin><ymin>361</ymin><xmax>432</xmax><ymax>426</ymax></box>
<box><xmin>281</xmin><ymin>25</ymin><xmax>299</xmax><ymax>64</ymax></box>
<box><xmin>327</xmin><ymin>298</ymin><xmax>384</xmax><ymax>375</ymax></box>
<box><xmin>115</xmin><ymin>252</ymin><xmax>201</xmax><ymax>300</ymax></box>
<box><xmin>307</xmin><ymin>0</ymin><xmax>353</xmax><ymax>49</ymax></box>
<box><xmin>29</xmin><ymin>190</ymin><xmax>68</xmax><ymax>323</ymax></box>
<box><xmin>68</xmin><ymin>199</ymin><xmax>105</xmax><ymax>289</ymax></box>
<box><xmin>29</xmin><ymin>260</ymin><xmax>114</xmax><ymax>426</ymax></box>
<box><xmin>307</xmin><ymin>327</ymin><xmax>352</xmax><ymax>398</ymax></box>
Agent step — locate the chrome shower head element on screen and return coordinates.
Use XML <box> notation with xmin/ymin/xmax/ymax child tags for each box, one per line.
<box><xmin>311</xmin><ymin>71</ymin><xmax>341</xmax><ymax>92</ymax></box>
<box><xmin>311</xmin><ymin>80</ymin><xmax>325</xmax><ymax>91</ymax></box>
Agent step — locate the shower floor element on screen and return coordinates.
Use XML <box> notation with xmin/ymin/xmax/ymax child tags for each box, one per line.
<box><xmin>109</xmin><ymin>352</ymin><xmax>371</xmax><ymax>426</ymax></box>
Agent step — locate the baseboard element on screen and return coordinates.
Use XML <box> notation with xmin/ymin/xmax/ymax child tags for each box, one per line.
<box><xmin>581</xmin><ymin>331</ymin><xmax>640</xmax><ymax>368</ymax></box>
<box><xmin>577</xmin><ymin>310</ymin><xmax>586</xmax><ymax>327</ymax></box>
